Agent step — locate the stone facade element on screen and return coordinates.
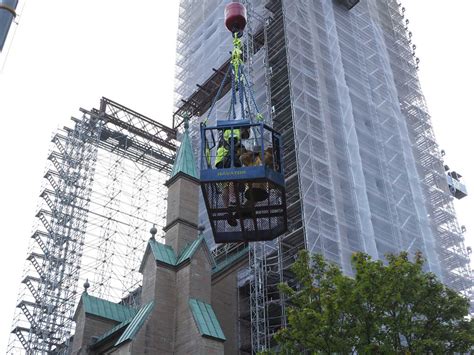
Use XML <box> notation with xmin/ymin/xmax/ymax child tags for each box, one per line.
<box><xmin>139</xmin><ymin>253</ymin><xmax>177</xmax><ymax>354</ymax></box>
<box><xmin>212</xmin><ymin>258</ymin><xmax>249</xmax><ymax>355</ymax></box>
<box><xmin>164</xmin><ymin>173</ymin><xmax>200</xmax><ymax>254</ymax></box>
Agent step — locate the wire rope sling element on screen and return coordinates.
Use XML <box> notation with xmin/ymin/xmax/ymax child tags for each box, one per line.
<box><xmin>199</xmin><ymin>2</ymin><xmax>287</xmax><ymax>243</ymax></box>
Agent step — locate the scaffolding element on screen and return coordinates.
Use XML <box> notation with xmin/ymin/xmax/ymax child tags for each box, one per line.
<box><xmin>375</xmin><ymin>0</ymin><xmax>472</xmax><ymax>299</ymax></box>
<box><xmin>246</xmin><ymin>0</ymin><xmax>307</xmax><ymax>351</ymax></box>
<box><xmin>176</xmin><ymin>0</ymin><xmax>472</xmax><ymax>353</ymax></box>
<box><xmin>8</xmin><ymin>98</ymin><xmax>177</xmax><ymax>354</ymax></box>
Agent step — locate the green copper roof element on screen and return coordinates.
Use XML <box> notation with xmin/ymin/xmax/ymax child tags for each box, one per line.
<box><xmin>91</xmin><ymin>301</ymin><xmax>155</xmax><ymax>349</ymax></box>
<box><xmin>142</xmin><ymin>236</ymin><xmax>246</xmax><ymax>275</ymax></box>
<box><xmin>115</xmin><ymin>301</ymin><xmax>155</xmax><ymax>346</ymax></box>
<box><xmin>80</xmin><ymin>293</ymin><xmax>137</xmax><ymax>322</ymax></box>
<box><xmin>189</xmin><ymin>298</ymin><xmax>226</xmax><ymax>341</ymax></box>
<box><xmin>170</xmin><ymin>119</ymin><xmax>198</xmax><ymax>179</ymax></box>
<box><xmin>149</xmin><ymin>239</ymin><xmax>177</xmax><ymax>266</ymax></box>
<box><xmin>176</xmin><ymin>236</ymin><xmax>206</xmax><ymax>264</ymax></box>
<box><xmin>145</xmin><ymin>236</ymin><xmax>208</xmax><ymax>268</ymax></box>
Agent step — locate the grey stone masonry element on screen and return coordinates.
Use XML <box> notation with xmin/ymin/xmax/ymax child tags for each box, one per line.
<box><xmin>70</xmin><ymin>306</ymin><xmax>117</xmax><ymax>355</ymax></box>
<box><xmin>164</xmin><ymin>172</ymin><xmax>200</xmax><ymax>254</ymax></box>
<box><xmin>211</xmin><ymin>257</ymin><xmax>248</xmax><ymax>355</ymax></box>
<box><xmin>138</xmin><ymin>251</ymin><xmax>177</xmax><ymax>354</ymax></box>
<box><xmin>175</xmin><ymin>248</ymin><xmax>213</xmax><ymax>354</ymax></box>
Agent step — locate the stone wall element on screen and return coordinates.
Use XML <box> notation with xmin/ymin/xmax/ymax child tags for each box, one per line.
<box><xmin>212</xmin><ymin>258</ymin><xmax>249</xmax><ymax>355</ymax></box>
<box><xmin>70</xmin><ymin>310</ymin><xmax>117</xmax><ymax>355</ymax></box>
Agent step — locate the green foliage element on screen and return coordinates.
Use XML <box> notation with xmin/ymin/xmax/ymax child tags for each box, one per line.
<box><xmin>271</xmin><ymin>251</ymin><xmax>474</xmax><ymax>354</ymax></box>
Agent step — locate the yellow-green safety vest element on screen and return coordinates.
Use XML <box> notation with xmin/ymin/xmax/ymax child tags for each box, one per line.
<box><xmin>215</xmin><ymin>128</ymin><xmax>241</xmax><ymax>166</ymax></box>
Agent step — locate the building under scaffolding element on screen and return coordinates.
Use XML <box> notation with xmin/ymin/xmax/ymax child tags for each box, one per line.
<box><xmin>174</xmin><ymin>0</ymin><xmax>473</xmax><ymax>352</ymax></box>
<box><xmin>6</xmin><ymin>0</ymin><xmax>473</xmax><ymax>354</ymax></box>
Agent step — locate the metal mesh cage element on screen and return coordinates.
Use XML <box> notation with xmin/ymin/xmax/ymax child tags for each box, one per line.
<box><xmin>202</xmin><ymin>180</ymin><xmax>286</xmax><ymax>242</ymax></box>
<box><xmin>200</xmin><ymin>120</ymin><xmax>287</xmax><ymax>243</ymax></box>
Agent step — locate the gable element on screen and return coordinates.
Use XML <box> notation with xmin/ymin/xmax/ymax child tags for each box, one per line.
<box><xmin>140</xmin><ymin>236</ymin><xmax>214</xmax><ymax>271</ymax></box>
<box><xmin>90</xmin><ymin>301</ymin><xmax>155</xmax><ymax>350</ymax></box>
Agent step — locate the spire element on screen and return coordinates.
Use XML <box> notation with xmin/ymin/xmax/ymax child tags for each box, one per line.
<box><xmin>170</xmin><ymin>115</ymin><xmax>198</xmax><ymax>179</ymax></box>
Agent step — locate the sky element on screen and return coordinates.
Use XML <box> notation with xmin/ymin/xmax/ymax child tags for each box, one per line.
<box><xmin>0</xmin><ymin>0</ymin><xmax>473</xmax><ymax>352</ymax></box>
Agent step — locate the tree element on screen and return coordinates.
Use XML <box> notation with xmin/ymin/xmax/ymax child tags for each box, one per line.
<box><xmin>274</xmin><ymin>252</ymin><xmax>356</xmax><ymax>353</ymax></box>
<box><xmin>271</xmin><ymin>251</ymin><xmax>474</xmax><ymax>354</ymax></box>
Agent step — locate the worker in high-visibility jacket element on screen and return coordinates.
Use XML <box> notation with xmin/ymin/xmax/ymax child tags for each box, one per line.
<box><xmin>215</xmin><ymin>127</ymin><xmax>250</xmax><ymax>226</ymax></box>
<box><xmin>215</xmin><ymin>128</ymin><xmax>247</xmax><ymax>168</ymax></box>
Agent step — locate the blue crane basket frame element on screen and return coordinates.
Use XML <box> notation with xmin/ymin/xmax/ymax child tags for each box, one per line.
<box><xmin>200</xmin><ymin>119</ymin><xmax>288</xmax><ymax>243</ymax></box>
